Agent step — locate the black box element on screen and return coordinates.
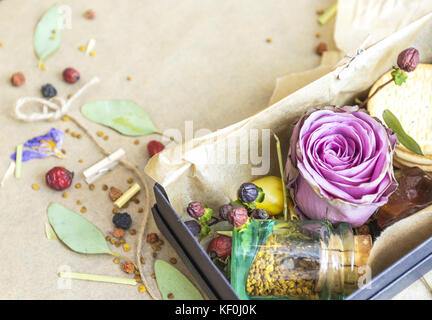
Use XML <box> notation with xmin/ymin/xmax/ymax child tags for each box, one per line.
<box><xmin>152</xmin><ymin>183</ymin><xmax>432</xmax><ymax>300</ymax></box>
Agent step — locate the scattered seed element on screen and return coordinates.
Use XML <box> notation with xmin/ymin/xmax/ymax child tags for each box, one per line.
<box><xmin>80</xmin><ymin>206</ymin><xmax>87</xmax><ymax>213</ymax></box>
<box><xmin>127</xmin><ymin>177</ymin><xmax>133</xmax><ymax>184</ymax></box>
<box><xmin>103</xmin><ymin>135</ymin><xmax>109</xmax><ymax>140</ymax></box>
<box><xmin>90</xmin><ymin>51</ymin><xmax>96</xmax><ymax>56</ymax></box>
<box><xmin>84</xmin><ymin>9</ymin><xmax>96</xmax><ymax>20</ymax></box>
<box><xmin>138</xmin><ymin>207</ymin><xmax>144</xmax><ymax>213</ymax></box>
<box><xmin>61</xmin><ymin>149</ymin><xmax>66</xmax><ymax>154</ymax></box>
<box><xmin>113</xmin><ymin>257</ymin><xmax>120</xmax><ymax>264</ymax></box>
<box><xmin>96</xmin><ymin>131</ymin><xmax>104</xmax><ymax>137</ymax></box>
<box><xmin>62</xmin><ymin>116</ymin><xmax>69</xmax><ymax>122</ymax></box>
<box><xmin>316</xmin><ymin>42</ymin><xmax>328</xmax><ymax>56</ymax></box>
<box><xmin>102</xmin><ymin>184</ymin><xmax>108</xmax><ymax>191</ymax></box>
<box><xmin>167</xmin><ymin>293</ymin><xmax>174</xmax><ymax>299</ymax></box>
<box><xmin>134</xmin><ymin>139</ymin><xmax>140</xmax><ymax>145</ymax></box>
<box><xmin>152</xmin><ymin>252</ymin><xmax>157</xmax><ymax>258</ymax></box>
<box><xmin>169</xmin><ymin>258</ymin><xmax>177</xmax><ymax>265</ymax></box>
<box><xmin>62</xmin><ymin>192</ymin><xmax>69</xmax><ymax>198</ymax></box>
<box><xmin>112</xmin><ymin>208</ymin><xmax>118</xmax><ymax>214</ymax></box>
<box><xmin>89</xmin><ymin>184</ymin><xmax>95</xmax><ymax>190</ymax></box>
<box><xmin>0</xmin><ymin>42</ymin><xmax>3</xmax><ymax>47</ymax></box>
<box><xmin>140</xmin><ymin>257</ymin><xmax>146</xmax><ymax>264</ymax></box>
<box><xmin>78</xmin><ymin>46</ymin><xmax>86</xmax><ymax>52</ymax></box>
<box><xmin>65</xmin><ymin>129</ymin><xmax>70</xmax><ymax>134</ymax></box>
<box><xmin>129</xmin><ymin>229</ymin><xmax>136</xmax><ymax>235</ymax></box>
<box><xmin>76</xmin><ymin>200</ymin><xmax>82</xmax><ymax>205</ymax></box>
<box><xmin>151</xmin><ymin>273</ymin><xmax>156</xmax><ymax>279</ymax></box>
<box><xmin>67</xmin><ymin>93</ymin><xmax>73</xmax><ymax>99</ymax></box>
<box><xmin>123</xmin><ymin>244</ymin><xmax>131</xmax><ymax>252</ymax></box>
<box><xmin>127</xmin><ymin>76</ymin><xmax>132</xmax><ymax>81</ymax></box>
<box><xmin>135</xmin><ymin>275</ymin><xmax>142</xmax><ymax>283</ymax></box>
<box><xmin>151</xmin><ymin>244</ymin><xmax>161</xmax><ymax>251</ymax></box>
<box><xmin>315</xmin><ymin>32</ymin><xmax>321</xmax><ymax>38</ymax></box>
<box><xmin>133</xmin><ymin>198</ymin><xmax>140</xmax><ymax>204</ymax></box>
<box><xmin>138</xmin><ymin>285</ymin><xmax>147</xmax><ymax>293</ymax></box>
<box><xmin>32</xmin><ymin>184</ymin><xmax>39</xmax><ymax>190</ymax></box>
<box><xmin>113</xmin><ymin>228</ymin><xmax>125</xmax><ymax>238</ymax></box>
<box><xmin>157</xmin><ymin>239</ymin><xmax>165</xmax><ymax>246</ymax></box>
<box><xmin>115</xmin><ymin>241</ymin><xmax>121</xmax><ymax>247</ymax></box>
<box><xmin>110</xmin><ymin>238</ymin><xmax>115</xmax><ymax>244</ymax></box>
<box><xmin>77</xmin><ymin>134</ymin><xmax>83</xmax><ymax>139</ymax></box>
<box><xmin>78</xmin><ymin>159</ymin><xmax>84</xmax><ymax>163</ymax></box>
<box><xmin>119</xmin><ymin>238</ymin><xmax>126</xmax><ymax>244</ymax></box>
<box><xmin>71</xmin><ymin>131</ymin><xmax>77</xmax><ymax>137</ymax></box>
<box><xmin>11</xmin><ymin>72</ymin><xmax>26</xmax><ymax>87</ymax></box>
<box><xmin>105</xmin><ymin>235</ymin><xmax>111</xmax><ymax>241</ymax></box>
<box><xmin>121</xmin><ymin>261</ymin><xmax>135</xmax><ymax>274</ymax></box>
<box><xmin>50</xmin><ymin>35</ymin><xmax>55</xmax><ymax>40</ymax></box>
<box><xmin>266</xmin><ymin>38</ymin><xmax>272</xmax><ymax>43</ymax></box>
<box><xmin>75</xmin><ymin>183</ymin><xmax>82</xmax><ymax>189</ymax></box>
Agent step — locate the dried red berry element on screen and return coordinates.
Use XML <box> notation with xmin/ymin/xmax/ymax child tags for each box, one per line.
<box><xmin>207</xmin><ymin>235</ymin><xmax>232</xmax><ymax>260</ymax></box>
<box><xmin>45</xmin><ymin>167</ymin><xmax>74</xmax><ymax>191</ymax></box>
<box><xmin>63</xmin><ymin>68</ymin><xmax>80</xmax><ymax>84</ymax></box>
<box><xmin>397</xmin><ymin>47</ymin><xmax>419</xmax><ymax>72</ymax></box>
<box><xmin>228</xmin><ymin>207</ymin><xmax>248</xmax><ymax>227</ymax></box>
<box><xmin>11</xmin><ymin>72</ymin><xmax>25</xmax><ymax>87</ymax></box>
<box><xmin>147</xmin><ymin>140</ymin><xmax>165</xmax><ymax>157</ymax></box>
<box><xmin>316</xmin><ymin>42</ymin><xmax>328</xmax><ymax>56</ymax></box>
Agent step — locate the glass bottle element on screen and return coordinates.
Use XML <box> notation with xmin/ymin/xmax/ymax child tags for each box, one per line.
<box><xmin>231</xmin><ymin>220</ymin><xmax>372</xmax><ymax>300</ymax></box>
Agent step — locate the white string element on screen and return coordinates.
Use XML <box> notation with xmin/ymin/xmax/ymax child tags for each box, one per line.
<box><xmin>15</xmin><ymin>76</ymin><xmax>100</xmax><ymax>122</ymax></box>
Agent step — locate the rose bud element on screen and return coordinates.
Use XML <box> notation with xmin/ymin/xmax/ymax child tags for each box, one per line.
<box><xmin>186</xmin><ymin>201</ymin><xmax>205</xmax><ymax>218</ymax></box>
<box><xmin>397</xmin><ymin>47</ymin><xmax>419</xmax><ymax>72</ymax></box>
<box><xmin>286</xmin><ymin>106</ymin><xmax>398</xmax><ymax>227</ymax></box>
<box><xmin>250</xmin><ymin>208</ymin><xmax>269</xmax><ymax>220</ymax></box>
<box><xmin>228</xmin><ymin>206</ymin><xmax>248</xmax><ymax>227</ymax></box>
<box><xmin>238</xmin><ymin>183</ymin><xmax>258</xmax><ymax>203</ymax></box>
<box><xmin>207</xmin><ymin>235</ymin><xmax>232</xmax><ymax>260</ymax></box>
<box><xmin>218</xmin><ymin>204</ymin><xmax>233</xmax><ymax>220</ymax></box>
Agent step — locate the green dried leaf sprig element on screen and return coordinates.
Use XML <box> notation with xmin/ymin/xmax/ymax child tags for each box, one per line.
<box><xmin>382</xmin><ymin>109</ymin><xmax>423</xmax><ymax>155</ymax></box>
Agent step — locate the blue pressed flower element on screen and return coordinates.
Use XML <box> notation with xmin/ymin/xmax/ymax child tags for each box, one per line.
<box><xmin>11</xmin><ymin>128</ymin><xmax>65</xmax><ymax>162</ymax></box>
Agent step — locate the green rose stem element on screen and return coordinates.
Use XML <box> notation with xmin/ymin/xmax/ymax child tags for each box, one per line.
<box><xmin>67</xmin><ymin>115</ymin><xmax>157</xmax><ymax>299</ymax></box>
<box><xmin>58</xmin><ymin>272</ymin><xmax>137</xmax><ymax>286</ymax></box>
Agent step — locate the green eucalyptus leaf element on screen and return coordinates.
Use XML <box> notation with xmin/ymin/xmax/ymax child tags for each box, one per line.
<box><xmin>382</xmin><ymin>109</ymin><xmax>423</xmax><ymax>156</ymax></box>
<box><xmin>34</xmin><ymin>4</ymin><xmax>62</xmax><ymax>62</ymax></box>
<box><xmin>81</xmin><ymin>100</ymin><xmax>159</xmax><ymax>136</ymax></box>
<box><xmin>47</xmin><ymin>203</ymin><xmax>112</xmax><ymax>255</ymax></box>
<box><xmin>154</xmin><ymin>259</ymin><xmax>203</xmax><ymax>300</ymax></box>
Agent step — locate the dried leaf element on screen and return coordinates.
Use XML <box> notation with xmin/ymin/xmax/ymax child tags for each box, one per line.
<box><xmin>81</xmin><ymin>100</ymin><xmax>159</xmax><ymax>136</ymax></box>
<box><xmin>34</xmin><ymin>4</ymin><xmax>62</xmax><ymax>63</ymax></box>
<box><xmin>47</xmin><ymin>203</ymin><xmax>112</xmax><ymax>254</ymax></box>
<box><xmin>154</xmin><ymin>259</ymin><xmax>203</xmax><ymax>300</ymax></box>
<box><xmin>382</xmin><ymin>109</ymin><xmax>423</xmax><ymax>155</ymax></box>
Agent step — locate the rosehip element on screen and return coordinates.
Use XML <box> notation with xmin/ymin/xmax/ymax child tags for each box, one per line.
<box><xmin>147</xmin><ymin>140</ymin><xmax>165</xmax><ymax>157</ymax></box>
<box><xmin>228</xmin><ymin>207</ymin><xmax>248</xmax><ymax>227</ymax></box>
<box><xmin>45</xmin><ymin>167</ymin><xmax>74</xmax><ymax>190</ymax></box>
<box><xmin>207</xmin><ymin>235</ymin><xmax>232</xmax><ymax>260</ymax></box>
<box><xmin>397</xmin><ymin>47</ymin><xmax>419</xmax><ymax>72</ymax></box>
<box><xmin>63</xmin><ymin>67</ymin><xmax>80</xmax><ymax>84</ymax></box>
<box><xmin>11</xmin><ymin>72</ymin><xmax>25</xmax><ymax>87</ymax></box>
<box><xmin>187</xmin><ymin>201</ymin><xmax>205</xmax><ymax>218</ymax></box>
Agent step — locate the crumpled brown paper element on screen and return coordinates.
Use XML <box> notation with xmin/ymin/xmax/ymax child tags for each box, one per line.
<box><xmin>145</xmin><ymin>12</ymin><xmax>432</xmax><ymax>299</ymax></box>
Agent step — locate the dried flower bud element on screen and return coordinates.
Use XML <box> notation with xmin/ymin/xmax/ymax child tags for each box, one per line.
<box><xmin>218</xmin><ymin>204</ymin><xmax>233</xmax><ymax>220</ymax></box>
<box><xmin>250</xmin><ymin>209</ymin><xmax>269</xmax><ymax>220</ymax></box>
<box><xmin>228</xmin><ymin>207</ymin><xmax>248</xmax><ymax>227</ymax></box>
<box><xmin>397</xmin><ymin>47</ymin><xmax>419</xmax><ymax>72</ymax></box>
<box><xmin>238</xmin><ymin>183</ymin><xmax>258</xmax><ymax>203</ymax></box>
<box><xmin>187</xmin><ymin>201</ymin><xmax>205</xmax><ymax>218</ymax></box>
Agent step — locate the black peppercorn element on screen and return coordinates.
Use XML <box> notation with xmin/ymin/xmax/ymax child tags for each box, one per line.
<box><xmin>41</xmin><ymin>83</ymin><xmax>57</xmax><ymax>98</ymax></box>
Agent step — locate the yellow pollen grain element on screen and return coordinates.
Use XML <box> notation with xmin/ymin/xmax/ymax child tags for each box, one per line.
<box><xmin>89</xmin><ymin>51</ymin><xmax>96</xmax><ymax>56</ymax></box>
<box><xmin>62</xmin><ymin>192</ymin><xmax>69</xmax><ymax>198</ymax></box>
<box><xmin>62</xmin><ymin>116</ymin><xmax>69</xmax><ymax>122</ymax></box>
<box><xmin>123</xmin><ymin>244</ymin><xmax>131</xmax><ymax>252</ymax></box>
<box><xmin>79</xmin><ymin>46</ymin><xmax>86</xmax><ymax>52</ymax></box>
<box><xmin>80</xmin><ymin>206</ymin><xmax>87</xmax><ymax>213</ymax></box>
<box><xmin>138</xmin><ymin>285</ymin><xmax>147</xmax><ymax>293</ymax></box>
<box><xmin>32</xmin><ymin>184</ymin><xmax>39</xmax><ymax>190</ymax></box>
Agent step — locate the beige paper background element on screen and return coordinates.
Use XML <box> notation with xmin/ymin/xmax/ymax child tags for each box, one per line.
<box><xmin>0</xmin><ymin>0</ymin><xmax>338</xmax><ymax>299</ymax></box>
<box><xmin>145</xmin><ymin>9</ymin><xmax>432</xmax><ymax>299</ymax></box>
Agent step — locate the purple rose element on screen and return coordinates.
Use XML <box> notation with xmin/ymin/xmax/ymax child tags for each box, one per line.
<box><xmin>285</xmin><ymin>106</ymin><xmax>398</xmax><ymax>227</ymax></box>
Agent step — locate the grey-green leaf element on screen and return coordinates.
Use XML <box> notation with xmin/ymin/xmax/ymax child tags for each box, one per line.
<box><xmin>154</xmin><ymin>259</ymin><xmax>203</xmax><ymax>300</ymax></box>
<box><xmin>34</xmin><ymin>4</ymin><xmax>63</xmax><ymax>62</ymax></box>
<box><xmin>47</xmin><ymin>203</ymin><xmax>112</xmax><ymax>255</ymax></box>
<box><xmin>382</xmin><ymin>109</ymin><xmax>423</xmax><ymax>156</ymax></box>
<box><xmin>81</xmin><ymin>100</ymin><xmax>159</xmax><ymax>136</ymax></box>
